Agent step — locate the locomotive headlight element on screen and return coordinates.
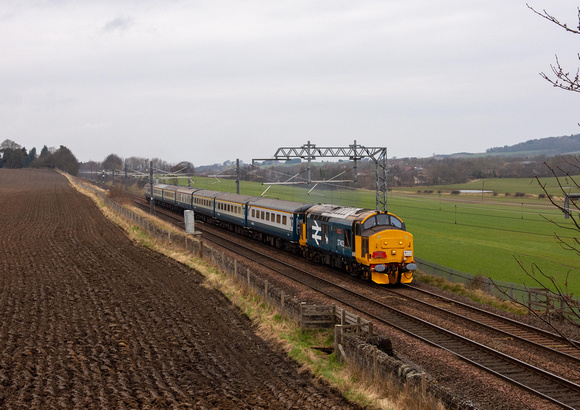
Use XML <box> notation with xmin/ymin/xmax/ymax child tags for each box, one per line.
<box><xmin>391</xmin><ymin>250</ymin><xmax>396</xmax><ymax>255</ymax></box>
<box><xmin>399</xmin><ymin>241</ymin><xmax>403</xmax><ymax>245</ymax></box>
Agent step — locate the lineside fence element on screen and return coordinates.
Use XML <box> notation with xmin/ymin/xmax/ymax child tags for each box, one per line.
<box><xmin>71</xmin><ymin>177</ymin><xmax>474</xmax><ymax>410</ymax></box>
<box><xmin>415</xmin><ymin>257</ymin><xmax>580</xmax><ymax>323</ymax></box>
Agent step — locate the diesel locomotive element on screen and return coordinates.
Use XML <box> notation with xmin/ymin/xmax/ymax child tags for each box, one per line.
<box><xmin>146</xmin><ymin>183</ymin><xmax>416</xmax><ymax>284</ymax></box>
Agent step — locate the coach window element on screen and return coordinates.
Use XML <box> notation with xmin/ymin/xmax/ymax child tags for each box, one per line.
<box><xmin>276</xmin><ymin>214</ymin><xmax>281</xmax><ymax>224</ymax></box>
<box><xmin>261</xmin><ymin>211</ymin><xmax>264</xmax><ymax>220</ymax></box>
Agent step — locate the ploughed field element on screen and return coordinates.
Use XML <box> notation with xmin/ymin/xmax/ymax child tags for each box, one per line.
<box><xmin>0</xmin><ymin>169</ymin><xmax>353</xmax><ymax>409</ymax></box>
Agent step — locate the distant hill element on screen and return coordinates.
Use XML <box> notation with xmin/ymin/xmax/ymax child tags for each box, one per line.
<box><xmin>485</xmin><ymin>133</ymin><xmax>580</xmax><ymax>157</ymax></box>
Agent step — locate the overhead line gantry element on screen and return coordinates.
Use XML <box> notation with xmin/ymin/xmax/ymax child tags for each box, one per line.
<box><xmin>253</xmin><ymin>140</ymin><xmax>389</xmax><ymax>212</ymax></box>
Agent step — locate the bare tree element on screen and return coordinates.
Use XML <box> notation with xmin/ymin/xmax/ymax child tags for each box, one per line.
<box><xmin>489</xmin><ymin>7</ymin><xmax>580</xmax><ymax>338</ymax></box>
<box><xmin>527</xmin><ymin>3</ymin><xmax>580</xmax><ymax>94</ymax></box>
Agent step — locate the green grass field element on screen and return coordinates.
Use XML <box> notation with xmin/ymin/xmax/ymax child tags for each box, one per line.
<box><xmin>158</xmin><ymin>174</ymin><xmax>580</xmax><ymax>297</ymax></box>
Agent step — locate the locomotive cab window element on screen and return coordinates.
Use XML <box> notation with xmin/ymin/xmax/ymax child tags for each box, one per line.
<box><xmin>363</xmin><ymin>214</ymin><xmax>405</xmax><ymax>230</ymax></box>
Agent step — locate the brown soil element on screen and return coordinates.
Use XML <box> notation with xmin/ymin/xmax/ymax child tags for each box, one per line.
<box><xmin>0</xmin><ymin>169</ymin><xmax>355</xmax><ymax>409</ymax></box>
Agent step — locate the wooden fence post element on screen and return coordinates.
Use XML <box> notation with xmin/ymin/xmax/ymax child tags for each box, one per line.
<box><xmin>373</xmin><ymin>345</ymin><xmax>378</xmax><ymax>380</ymax></box>
<box><xmin>281</xmin><ymin>290</ymin><xmax>285</xmax><ymax>309</ymax></box>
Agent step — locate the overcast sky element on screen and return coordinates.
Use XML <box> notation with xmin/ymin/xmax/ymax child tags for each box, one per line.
<box><xmin>1</xmin><ymin>1</ymin><xmax>579</xmax><ymax>166</ymax></box>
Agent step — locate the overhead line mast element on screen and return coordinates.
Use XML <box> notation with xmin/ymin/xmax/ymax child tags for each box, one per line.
<box><xmin>253</xmin><ymin>140</ymin><xmax>388</xmax><ymax>212</ymax></box>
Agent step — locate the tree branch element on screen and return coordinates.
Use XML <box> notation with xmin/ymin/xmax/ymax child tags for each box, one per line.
<box><xmin>527</xmin><ymin>4</ymin><xmax>580</xmax><ymax>34</ymax></box>
<box><xmin>540</xmin><ymin>55</ymin><xmax>580</xmax><ymax>93</ymax></box>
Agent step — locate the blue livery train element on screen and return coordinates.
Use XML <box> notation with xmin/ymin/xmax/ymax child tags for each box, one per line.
<box><xmin>146</xmin><ymin>183</ymin><xmax>416</xmax><ymax>284</ymax></box>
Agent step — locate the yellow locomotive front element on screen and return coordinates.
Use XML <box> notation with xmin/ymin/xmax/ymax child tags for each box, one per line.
<box><xmin>354</xmin><ymin>212</ymin><xmax>416</xmax><ymax>285</ymax></box>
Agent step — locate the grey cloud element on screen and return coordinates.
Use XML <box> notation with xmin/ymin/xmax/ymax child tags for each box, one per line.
<box><xmin>102</xmin><ymin>16</ymin><xmax>133</xmax><ymax>33</ymax></box>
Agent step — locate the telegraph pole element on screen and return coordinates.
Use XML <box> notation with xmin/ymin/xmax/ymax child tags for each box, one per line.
<box><xmin>149</xmin><ymin>160</ymin><xmax>154</xmax><ymax>214</ymax></box>
<box><xmin>236</xmin><ymin>158</ymin><xmax>240</xmax><ymax>194</ymax></box>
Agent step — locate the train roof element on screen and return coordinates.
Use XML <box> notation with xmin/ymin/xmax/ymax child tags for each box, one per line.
<box><xmin>174</xmin><ymin>186</ymin><xmax>200</xmax><ymax>195</ymax></box>
<box><xmin>248</xmin><ymin>197</ymin><xmax>314</xmax><ymax>213</ymax></box>
<box><xmin>215</xmin><ymin>192</ymin><xmax>256</xmax><ymax>204</ymax></box>
<box><xmin>190</xmin><ymin>189</ymin><xmax>223</xmax><ymax>199</ymax></box>
<box><xmin>152</xmin><ymin>184</ymin><xmax>176</xmax><ymax>190</ymax></box>
<box><xmin>153</xmin><ymin>184</ymin><xmax>199</xmax><ymax>194</ymax></box>
<box><xmin>306</xmin><ymin>204</ymin><xmax>376</xmax><ymax>222</ymax></box>
<box><xmin>153</xmin><ymin>183</ymin><xmax>314</xmax><ymax>212</ymax></box>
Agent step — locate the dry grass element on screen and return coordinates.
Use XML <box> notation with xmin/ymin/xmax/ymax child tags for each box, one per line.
<box><xmin>415</xmin><ymin>270</ymin><xmax>528</xmax><ymax>315</ymax></box>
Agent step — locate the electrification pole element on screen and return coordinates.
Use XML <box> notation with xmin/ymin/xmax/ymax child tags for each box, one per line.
<box><xmin>149</xmin><ymin>160</ymin><xmax>154</xmax><ymax>214</ymax></box>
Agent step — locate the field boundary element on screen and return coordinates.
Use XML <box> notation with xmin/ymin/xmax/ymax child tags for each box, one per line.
<box><xmin>415</xmin><ymin>258</ymin><xmax>580</xmax><ymax>322</ymax></box>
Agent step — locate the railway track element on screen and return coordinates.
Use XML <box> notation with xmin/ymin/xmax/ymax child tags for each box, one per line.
<box><xmin>397</xmin><ymin>285</ymin><xmax>580</xmax><ymax>363</ymax></box>
<box><xmin>132</xmin><ymin>196</ymin><xmax>580</xmax><ymax>408</ymax></box>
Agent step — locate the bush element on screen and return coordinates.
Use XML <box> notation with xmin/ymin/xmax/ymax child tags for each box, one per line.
<box><xmin>467</xmin><ymin>275</ymin><xmax>489</xmax><ymax>293</ymax></box>
<box><xmin>451</xmin><ymin>190</ymin><xmax>460</xmax><ymax>195</ymax></box>
<box><xmin>515</xmin><ymin>192</ymin><xmax>525</xmax><ymax>197</ymax></box>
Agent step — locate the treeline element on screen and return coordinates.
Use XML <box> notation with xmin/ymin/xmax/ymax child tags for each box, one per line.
<box><xmin>0</xmin><ymin>139</ymin><xmax>79</xmax><ymax>175</ymax></box>
<box><xmin>487</xmin><ymin>133</ymin><xmax>580</xmax><ymax>155</ymax></box>
<box><xmin>80</xmin><ymin>153</ymin><xmax>194</xmax><ymax>175</ymax></box>
<box><xmin>222</xmin><ymin>154</ymin><xmax>579</xmax><ymax>190</ymax></box>
<box><xmin>389</xmin><ymin>155</ymin><xmax>577</xmax><ymax>186</ymax></box>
